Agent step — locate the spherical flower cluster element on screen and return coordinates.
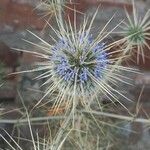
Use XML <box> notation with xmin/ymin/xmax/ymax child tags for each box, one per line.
<box><xmin>50</xmin><ymin>33</ymin><xmax>109</xmax><ymax>95</ymax></box>
<box><xmin>121</xmin><ymin>1</ymin><xmax>150</xmax><ymax>63</ymax></box>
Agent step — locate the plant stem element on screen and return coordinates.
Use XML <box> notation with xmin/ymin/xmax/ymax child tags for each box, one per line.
<box><xmin>0</xmin><ymin>116</ymin><xmax>65</xmax><ymax>124</ymax></box>
<box><xmin>80</xmin><ymin>110</ymin><xmax>150</xmax><ymax>124</ymax></box>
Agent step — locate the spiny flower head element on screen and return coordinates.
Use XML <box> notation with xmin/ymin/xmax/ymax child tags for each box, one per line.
<box><xmin>126</xmin><ymin>26</ymin><xmax>145</xmax><ymax>44</ymax></box>
<box><xmin>37</xmin><ymin>0</ymin><xmax>64</xmax><ymax>21</ymax></box>
<box><xmin>17</xmin><ymin>9</ymin><xmax>134</xmax><ymax>110</ymax></box>
<box><xmin>121</xmin><ymin>0</ymin><xmax>150</xmax><ymax>63</ymax></box>
<box><xmin>51</xmin><ymin>33</ymin><xmax>109</xmax><ymax>95</ymax></box>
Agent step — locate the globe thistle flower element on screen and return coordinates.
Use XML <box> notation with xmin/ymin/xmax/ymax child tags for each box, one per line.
<box><xmin>14</xmin><ymin>9</ymin><xmax>133</xmax><ymax>111</ymax></box>
<box><xmin>51</xmin><ymin>32</ymin><xmax>108</xmax><ymax>95</ymax></box>
<box><xmin>36</xmin><ymin>0</ymin><xmax>65</xmax><ymax>28</ymax></box>
<box><xmin>120</xmin><ymin>0</ymin><xmax>150</xmax><ymax>63</ymax></box>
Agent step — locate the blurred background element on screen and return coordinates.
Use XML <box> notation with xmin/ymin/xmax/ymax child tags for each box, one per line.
<box><xmin>0</xmin><ymin>0</ymin><xmax>150</xmax><ymax>149</ymax></box>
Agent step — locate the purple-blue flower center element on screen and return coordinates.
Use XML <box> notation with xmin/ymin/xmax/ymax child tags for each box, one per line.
<box><xmin>51</xmin><ymin>34</ymin><xmax>109</xmax><ymax>84</ymax></box>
